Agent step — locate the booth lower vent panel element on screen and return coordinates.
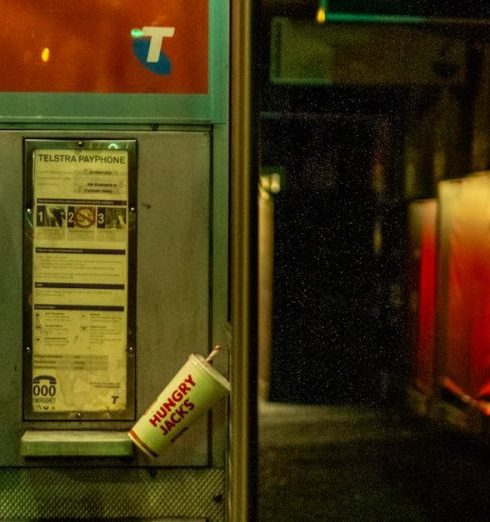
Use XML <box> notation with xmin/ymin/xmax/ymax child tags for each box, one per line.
<box><xmin>0</xmin><ymin>467</ymin><xmax>225</xmax><ymax>521</ymax></box>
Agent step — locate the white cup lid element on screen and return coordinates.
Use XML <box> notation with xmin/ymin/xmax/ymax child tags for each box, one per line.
<box><xmin>189</xmin><ymin>354</ymin><xmax>231</xmax><ymax>392</ymax></box>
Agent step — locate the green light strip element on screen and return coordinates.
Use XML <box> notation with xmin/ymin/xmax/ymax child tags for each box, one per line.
<box><xmin>328</xmin><ymin>12</ymin><xmax>427</xmax><ymax>24</ymax></box>
<box><xmin>327</xmin><ymin>12</ymin><xmax>490</xmax><ymax>25</ymax></box>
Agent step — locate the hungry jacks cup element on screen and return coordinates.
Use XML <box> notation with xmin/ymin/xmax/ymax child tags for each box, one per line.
<box><xmin>128</xmin><ymin>349</ymin><xmax>230</xmax><ymax>458</ymax></box>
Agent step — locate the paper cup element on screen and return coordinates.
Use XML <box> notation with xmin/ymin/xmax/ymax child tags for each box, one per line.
<box><xmin>129</xmin><ymin>353</ymin><xmax>230</xmax><ymax>458</ymax></box>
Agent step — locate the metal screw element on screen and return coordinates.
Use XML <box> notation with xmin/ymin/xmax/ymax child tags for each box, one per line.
<box><xmin>75</xmin><ymin>411</ymin><xmax>83</xmax><ymax>419</ymax></box>
<box><xmin>130</xmin><ymin>207</ymin><xmax>136</xmax><ymax>213</ymax></box>
<box><xmin>25</xmin><ymin>346</ymin><xmax>31</xmax><ymax>354</ymax></box>
<box><xmin>128</xmin><ymin>346</ymin><xmax>134</xmax><ymax>353</ymax></box>
<box><xmin>26</xmin><ymin>208</ymin><xmax>32</xmax><ymax>214</ymax></box>
<box><xmin>77</xmin><ymin>140</ymin><xmax>84</xmax><ymax>147</ymax></box>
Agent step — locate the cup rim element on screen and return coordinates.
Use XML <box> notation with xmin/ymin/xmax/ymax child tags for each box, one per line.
<box><xmin>189</xmin><ymin>354</ymin><xmax>231</xmax><ymax>392</ymax></box>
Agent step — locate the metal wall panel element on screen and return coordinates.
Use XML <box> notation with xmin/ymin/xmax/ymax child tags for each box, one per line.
<box><xmin>0</xmin><ymin>128</ymin><xmax>227</xmax><ymax>520</ymax></box>
<box><xmin>0</xmin><ymin>132</ymin><xmax>24</xmax><ymax>467</ymax></box>
<box><xmin>0</xmin><ymin>129</ymin><xmax>225</xmax><ymax>469</ymax></box>
<box><xmin>135</xmin><ymin>131</ymin><xmax>211</xmax><ymax>467</ymax></box>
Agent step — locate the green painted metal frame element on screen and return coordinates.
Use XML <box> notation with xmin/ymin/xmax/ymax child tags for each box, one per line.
<box><xmin>0</xmin><ymin>3</ymin><xmax>228</xmax><ymax>125</ymax></box>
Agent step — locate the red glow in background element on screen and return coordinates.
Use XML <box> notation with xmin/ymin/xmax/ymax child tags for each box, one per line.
<box><xmin>442</xmin><ymin>177</ymin><xmax>490</xmax><ymax>401</ymax></box>
<box><xmin>408</xmin><ymin>200</ymin><xmax>437</xmax><ymax>395</ymax></box>
<box><xmin>416</xmin><ymin>201</ymin><xmax>437</xmax><ymax>394</ymax></box>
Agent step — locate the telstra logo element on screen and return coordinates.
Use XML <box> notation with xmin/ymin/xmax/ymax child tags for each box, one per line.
<box><xmin>132</xmin><ymin>26</ymin><xmax>176</xmax><ymax>75</ymax></box>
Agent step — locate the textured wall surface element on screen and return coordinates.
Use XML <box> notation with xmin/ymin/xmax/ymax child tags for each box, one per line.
<box><xmin>0</xmin><ymin>467</ymin><xmax>225</xmax><ymax>521</ymax></box>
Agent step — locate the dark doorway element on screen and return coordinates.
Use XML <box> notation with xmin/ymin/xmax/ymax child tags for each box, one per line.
<box><xmin>262</xmin><ymin>115</ymin><xmax>389</xmax><ymax>404</ymax></box>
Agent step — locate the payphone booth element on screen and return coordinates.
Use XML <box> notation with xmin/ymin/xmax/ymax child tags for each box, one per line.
<box><xmin>0</xmin><ymin>2</ymin><xmax>230</xmax><ymax>521</ymax></box>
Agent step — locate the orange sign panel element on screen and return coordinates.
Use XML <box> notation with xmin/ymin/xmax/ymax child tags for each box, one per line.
<box><xmin>0</xmin><ymin>0</ymin><xmax>208</xmax><ymax>93</ymax></box>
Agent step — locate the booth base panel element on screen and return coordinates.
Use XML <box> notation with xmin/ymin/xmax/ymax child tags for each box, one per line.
<box><xmin>0</xmin><ymin>467</ymin><xmax>225</xmax><ymax>521</ymax></box>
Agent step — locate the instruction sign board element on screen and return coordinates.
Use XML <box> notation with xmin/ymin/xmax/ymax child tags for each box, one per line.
<box><xmin>24</xmin><ymin>140</ymin><xmax>136</xmax><ymax>420</ymax></box>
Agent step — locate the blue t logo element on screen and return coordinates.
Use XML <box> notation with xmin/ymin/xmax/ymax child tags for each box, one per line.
<box><xmin>132</xmin><ymin>27</ymin><xmax>175</xmax><ymax>75</ymax></box>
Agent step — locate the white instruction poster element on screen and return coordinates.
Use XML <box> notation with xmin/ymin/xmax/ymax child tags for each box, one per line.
<box><xmin>31</xmin><ymin>148</ymin><xmax>130</xmax><ymax>414</ymax></box>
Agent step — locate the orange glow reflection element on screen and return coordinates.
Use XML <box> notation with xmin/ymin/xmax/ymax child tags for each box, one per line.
<box><xmin>41</xmin><ymin>47</ymin><xmax>50</xmax><ymax>63</ymax></box>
